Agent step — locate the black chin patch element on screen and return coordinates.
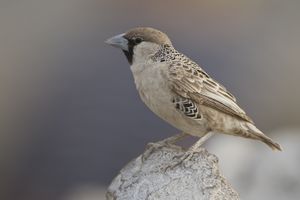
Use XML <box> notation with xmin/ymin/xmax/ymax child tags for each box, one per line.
<box><xmin>122</xmin><ymin>46</ymin><xmax>133</xmax><ymax>64</ymax></box>
<box><xmin>122</xmin><ymin>38</ymin><xmax>136</xmax><ymax>65</ymax></box>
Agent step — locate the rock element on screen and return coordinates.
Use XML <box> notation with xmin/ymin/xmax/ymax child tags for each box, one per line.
<box><xmin>106</xmin><ymin>143</ymin><xmax>239</xmax><ymax>200</ymax></box>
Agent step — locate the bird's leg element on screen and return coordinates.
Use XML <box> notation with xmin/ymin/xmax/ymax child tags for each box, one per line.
<box><xmin>157</xmin><ymin>132</ymin><xmax>188</xmax><ymax>145</ymax></box>
<box><xmin>147</xmin><ymin>132</ymin><xmax>187</xmax><ymax>149</ymax></box>
<box><xmin>143</xmin><ymin>133</ymin><xmax>188</xmax><ymax>161</ymax></box>
<box><xmin>166</xmin><ymin>132</ymin><xmax>215</xmax><ymax>170</ymax></box>
<box><xmin>190</xmin><ymin>131</ymin><xmax>215</xmax><ymax>151</ymax></box>
<box><xmin>181</xmin><ymin>131</ymin><xmax>215</xmax><ymax>161</ymax></box>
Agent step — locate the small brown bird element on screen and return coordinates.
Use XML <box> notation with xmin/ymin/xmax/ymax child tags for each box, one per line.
<box><xmin>106</xmin><ymin>27</ymin><xmax>282</xmax><ymax>152</ymax></box>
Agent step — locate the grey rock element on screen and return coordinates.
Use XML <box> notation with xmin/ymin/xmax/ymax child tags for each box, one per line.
<box><xmin>106</xmin><ymin>143</ymin><xmax>239</xmax><ymax>200</ymax></box>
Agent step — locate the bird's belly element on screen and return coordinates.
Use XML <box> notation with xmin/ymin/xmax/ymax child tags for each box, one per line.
<box><xmin>132</xmin><ymin>64</ymin><xmax>208</xmax><ymax>137</ymax></box>
<box><xmin>138</xmin><ymin>84</ymin><xmax>208</xmax><ymax>137</ymax></box>
<box><xmin>138</xmin><ymin>84</ymin><xmax>175</xmax><ymax>122</ymax></box>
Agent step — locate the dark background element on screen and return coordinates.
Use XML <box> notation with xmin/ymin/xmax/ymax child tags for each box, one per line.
<box><xmin>1</xmin><ymin>1</ymin><xmax>299</xmax><ymax>200</ymax></box>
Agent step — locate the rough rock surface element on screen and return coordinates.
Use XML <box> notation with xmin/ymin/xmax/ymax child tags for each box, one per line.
<box><xmin>106</xmin><ymin>143</ymin><xmax>239</xmax><ymax>200</ymax></box>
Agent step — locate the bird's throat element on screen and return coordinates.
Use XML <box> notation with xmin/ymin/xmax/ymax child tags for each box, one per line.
<box><xmin>122</xmin><ymin>45</ymin><xmax>134</xmax><ymax>64</ymax></box>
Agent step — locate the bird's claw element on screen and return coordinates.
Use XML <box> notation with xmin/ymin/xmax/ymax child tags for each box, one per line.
<box><xmin>164</xmin><ymin>148</ymin><xmax>202</xmax><ymax>172</ymax></box>
<box><xmin>142</xmin><ymin>140</ymin><xmax>180</xmax><ymax>161</ymax></box>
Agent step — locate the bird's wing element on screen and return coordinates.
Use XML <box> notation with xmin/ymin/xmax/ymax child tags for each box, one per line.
<box><xmin>168</xmin><ymin>61</ymin><xmax>253</xmax><ymax>123</ymax></box>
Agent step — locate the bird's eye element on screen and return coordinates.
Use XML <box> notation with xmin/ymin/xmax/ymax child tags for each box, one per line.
<box><xmin>134</xmin><ymin>37</ymin><xmax>142</xmax><ymax>44</ymax></box>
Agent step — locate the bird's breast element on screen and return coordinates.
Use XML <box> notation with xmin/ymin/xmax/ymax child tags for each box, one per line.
<box><xmin>131</xmin><ymin>63</ymin><xmax>175</xmax><ymax>118</ymax></box>
<box><xmin>130</xmin><ymin>62</ymin><xmax>209</xmax><ymax>137</ymax></box>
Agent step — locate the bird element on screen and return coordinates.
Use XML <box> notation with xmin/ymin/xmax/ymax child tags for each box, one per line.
<box><xmin>105</xmin><ymin>27</ymin><xmax>282</xmax><ymax>152</ymax></box>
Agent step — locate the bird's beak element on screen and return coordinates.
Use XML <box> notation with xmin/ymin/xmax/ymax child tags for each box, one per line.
<box><xmin>105</xmin><ymin>33</ymin><xmax>128</xmax><ymax>51</ymax></box>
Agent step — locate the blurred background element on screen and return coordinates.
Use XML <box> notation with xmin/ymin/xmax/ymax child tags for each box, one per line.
<box><xmin>0</xmin><ymin>0</ymin><xmax>299</xmax><ymax>199</ymax></box>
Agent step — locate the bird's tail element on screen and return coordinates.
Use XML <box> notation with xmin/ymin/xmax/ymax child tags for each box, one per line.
<box><xmin>245</xmin><ymin>123</ymin><xmax>282</xmax><ymax>151</ymax></box>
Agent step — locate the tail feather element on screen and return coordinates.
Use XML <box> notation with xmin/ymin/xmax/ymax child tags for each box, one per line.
<box><xmin>255</xmin><ymin>133</ymin><xmax>282</xmax><ymax>151</ymax></box>
<box><xmin>246</xmin><ymin>123</ymin><xmax>282</xmax><ymax>151</ymax></box>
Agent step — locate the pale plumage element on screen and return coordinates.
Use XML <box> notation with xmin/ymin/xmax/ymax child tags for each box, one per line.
<box><xmin>106</xmin><ymin>27</ymin><xmax>282</xmax><ymax>151</ymax></box>
<box><xmin>152</xmin><ymin>45</ymin><xmax>253</xmax><ymax>123</ymax></box>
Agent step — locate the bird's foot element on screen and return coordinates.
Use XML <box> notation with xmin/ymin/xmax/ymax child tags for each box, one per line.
<box><xmin>142</xmin><ymin>133</ymin><xmax>187</xmax><ymax>161</ymax></box>
<box><xmin>158</xmin><ymin>132</ymin><xmax>187</xmax><ymax>145</ymax></box>
<box><xmin>164</xmin><ymin>132</ymin><xmax>215</xmax><ymax>171</ymax></box>
<box><xmin>165</xmin><ymin>147</ymin><xmax>203</xmax><ymax>171</ymax></box>
<box><xmin>180</xmin><ymin>147</ymin><xmax>203</xmax><ymax>163</ymax></box>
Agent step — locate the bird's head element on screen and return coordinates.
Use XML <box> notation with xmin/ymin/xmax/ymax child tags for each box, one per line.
<box><xmin>105</xmin><ymin>27</ymin><xmax>172</xmax><ymax>64</ymax></box>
